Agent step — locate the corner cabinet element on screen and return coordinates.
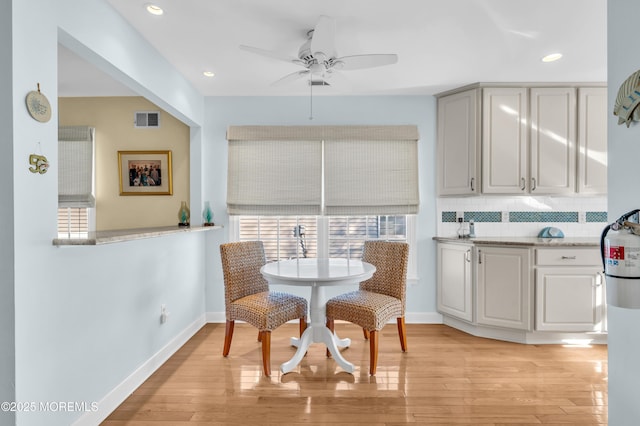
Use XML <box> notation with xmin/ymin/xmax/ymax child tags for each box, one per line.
<box><xmin>435</xmin><ymin>238</ymin><xmax>607</xmax><ymax>344</ymax></box>
<box><xmin>437</xmin><ymin>89</ymin><xmax>480</xmax><ymax>195</ymax></box>
<box><xmin>436</xmin><ymin>83</ymin><xmax>607</xmax><ymax>196</ymax></box>
<box><xmin>436</xmin><ymin>242</ymin><xmax>473</xmax><ymax>321</ymax></box>
<box><xmin>476</xmin><ymin>246</ymin><xmax>532</xmax><ymax>330</ymax></box>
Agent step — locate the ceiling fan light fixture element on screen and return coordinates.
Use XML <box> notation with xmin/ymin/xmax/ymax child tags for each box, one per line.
<box><xmin>203</xmin><ymin>71</ymin><xmax>215</xmax><ymax>77</ymax></box>
<box><xmin>145</xmin><ymin>4</ymin><xmax>164</xmax><ymax>16</ymax></box>
<box><xmin>542</xmin><ymin>53</ymin><xmax>563</xmax><ymax>63</ymax></box>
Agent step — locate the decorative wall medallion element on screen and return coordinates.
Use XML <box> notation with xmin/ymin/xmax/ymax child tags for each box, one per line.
<box><xmin>28</xmin><ymin>154</ymin><xmax>49</xmax><ymax>174</ymax></box>
<box><xmin>25</xmin><ymin>83</ymin><xmax>51</xmax><ymax>123</ymax></box>
<box><xmin>614</xmin><ymin>69</ymin><xmax>640</xmax><ymax>127</ymax></box>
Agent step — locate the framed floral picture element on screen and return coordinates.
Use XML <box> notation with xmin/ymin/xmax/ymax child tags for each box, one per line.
<box><xmin>118</xmin><ymin>150</ymin><xmax>173</xmax><ymax>195</ymax></box>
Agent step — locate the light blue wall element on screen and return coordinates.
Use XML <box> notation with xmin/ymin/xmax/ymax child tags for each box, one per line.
<box><xmin>607</xmin><ymin>0</ymin><xmax>640</xmax><ymax>424</ymax></box>
<box><xmin>6</xmin><ymin>0</ymin><xmax>208</xmax><ymax>425</ymax></box>
<box><xmin>0</xmin><ymin>0</ymin><xmax>16</xmax><ymax>423</ymax></box>
<box><xmin>203</xmin><ymin>96</ymin><xmax>439</xmax><ymax>321</ymax></box>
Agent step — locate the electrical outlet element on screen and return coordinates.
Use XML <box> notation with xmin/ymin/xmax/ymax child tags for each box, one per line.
<box><xmin>160</xmin><ymin>304</ymin><xmax>168</xmax><ymax>324</ymax></box>
<box><xmin>578</xmin><ymin>212</ymin><xmax>586</xmax><ymax>224</ymax></box>
<box><xmin>456</xmin><ymin>211</ymin><xmax>464</xmax><ymax>222</ymax></box>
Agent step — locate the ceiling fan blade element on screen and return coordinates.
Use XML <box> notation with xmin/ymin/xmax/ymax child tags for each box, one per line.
<box><xmin>239</xmin><ymin>45</ymin><xmax>303</xmax><ymax>65</ymax></box>
<box><xmin>310</xmin><ymin>15</ymin><xmax>336</xmax><ymax>60</ymax></box>
<box><xmin>334</xmin><ymin>54</ymin><xmax>398</xmax><ymax>71</ymax></box>
<box><xmin>271</xmin><ymin>70</ymin><xmax>310</xmax><ymax>86</ymax></box>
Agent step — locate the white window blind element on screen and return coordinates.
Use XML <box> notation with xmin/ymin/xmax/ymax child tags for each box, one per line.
<box><xmin>226</xmin><ymin>125</ymin><xmax>419</xmax><ymax>216</ymax></box>
<box><xmin>58</xmin><ymin>126</ymin><xmax>95</xmax><ymax>208</ymax></box>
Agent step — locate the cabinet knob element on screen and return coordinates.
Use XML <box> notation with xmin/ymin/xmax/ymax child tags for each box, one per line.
<box><xmin>531</xmin><ymin>177</ymin><xmax>537</xmax><ymax>191</ymax></box>
<box><xmin>520</xmin><ymin>177</ymin><xmax>526</xmax><ymax>191</ymax></box>
<box><xmin>561</xmin><ymin>256</ymin><xmax>577</xmax><ymax>260</ymax></box>
<box><xmin>470</xmin><ymin>177</ymin><xmax>475</xmax><ymax>192</ymax></box>
<box><xmin>465</xmin><ymin>249</ymin><xmax>471</xmax><ymax>262</ymax></box>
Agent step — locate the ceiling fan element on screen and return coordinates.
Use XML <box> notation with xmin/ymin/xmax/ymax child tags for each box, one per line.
<box><xmin>240</xmin><ymin>15</ymin><xmax>398</xmax><ymax>87</ymax></box>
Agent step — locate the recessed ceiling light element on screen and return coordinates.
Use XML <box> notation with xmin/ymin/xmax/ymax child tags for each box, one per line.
<box><xmin>203</xmin><ymin>71</ymin><xmax>215</xmax><ymax>78</ymax></box>
<box><xmin>542</xmin><ymin>53</ymin><xmax>563</xmax><ymax>63</ymax></box>
<box><xmin>145</xmin><ymin>4</ymin><xmax>164</xmax><ymax>15</ymax></box>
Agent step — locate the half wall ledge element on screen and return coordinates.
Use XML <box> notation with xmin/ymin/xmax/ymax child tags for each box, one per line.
<box><xmin>53</xmin><ymin>225</ymin><xmax>222</xmax><ymax>246</ymax></box>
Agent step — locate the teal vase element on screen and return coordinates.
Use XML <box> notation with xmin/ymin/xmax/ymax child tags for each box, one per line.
<box><xmin>178</xmin><ymin>201</ymin><xmax>190</xmax><ymax>226</ymax></box>
<box><xmin>202</xmin><ymin>201</ymin><xmax>214</xmax><ymax>226</ymax></box>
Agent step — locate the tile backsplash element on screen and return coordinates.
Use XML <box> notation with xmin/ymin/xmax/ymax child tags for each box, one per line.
<box><xmin>437</xmin><ymin>196</ymin><xmax>608</xmax><ymax>237</ymax></box>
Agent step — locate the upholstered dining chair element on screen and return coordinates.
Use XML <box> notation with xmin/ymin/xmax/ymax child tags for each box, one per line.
<box><xmin>220</xmin><ymin>241</ymin><xmax>308</xmax><ymax>376</ymax></box>
<box><xmin>325</xmin><ymin>241</ymin><xmax>409</xmax><ymax>375</ymax></box>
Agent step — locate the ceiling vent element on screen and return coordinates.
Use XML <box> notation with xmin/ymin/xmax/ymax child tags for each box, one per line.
<box><xmin>134</xmin><ymin>111</ymin><xmax>160</xmax><ymax>128</ymax></box>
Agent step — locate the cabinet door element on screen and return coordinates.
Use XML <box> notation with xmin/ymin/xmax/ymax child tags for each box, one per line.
<box><xmin>477</xmin><ymin>246</ymin><xmax>532</xmax><ymax>330</ymax></box>
<box><xmin>437</xmin><ymin>89</ymin><xmax>480</xmax><ymax>195</ymax></box>
<box><xmin>437</xmin><ymin>243</ymin><xmax>473</xmax><ymax>321</ymax></box>
<box><xmin>577</xmin><ymin>87</ymin><xmax>607</xmax><ymax>194</ymax></box>
<box><xmin>535</xmin><ymin>267</ymin><xmax>604</xmax><ymax>332</ymax></box>
<box><xmin>529</xmin><ymin>88</ymin><xmax>576</xmax><ymax>194</ymax></box>
<box><xmin>482</xmin><ymin>88</ymin><xmax>529</xmax><ymax>194</ymax></box>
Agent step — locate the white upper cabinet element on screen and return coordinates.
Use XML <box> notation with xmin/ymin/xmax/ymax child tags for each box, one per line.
<box><xmin>577</xmin><ymin>87</ymin><xmax>608</xmax><ymax>194</ymax></box>
<box><xmin>481</xmin><ymin>88</ymin><xmax>529</xmax><ymax>194</ymax></box>
<box><xmin>437</xmin><ymin>89</ymin><xmax>480</xmax><ymax>195</ymax></box>
<box><xmin>436</xmin><ymin>83</ymin><xmax>607</xmax><ymax>196</ymax></box>
<box><xmin>529</xmin><ymin>87</ymin><xmax>577</xmax><ymax>194</ymax></box>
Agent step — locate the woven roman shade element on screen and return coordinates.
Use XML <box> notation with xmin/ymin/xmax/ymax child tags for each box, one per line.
<box><xmin>324</xmin><ymin>138</ymin><xmax>419</xmax><ymax>215</ymax></box>
<box><xmin>226</xmin><ymin>125</ymin><xmax>419</xmax><ymax>216</ymax></box>
<box><xmin>58</xmin><ymin>126</ymin><xmax>95</xmax><ymax>208</ymax></box>
<box><xmin>226</xmin><ymin>129</ymin><xmax>322</xmax><ymax>215</ymax></box>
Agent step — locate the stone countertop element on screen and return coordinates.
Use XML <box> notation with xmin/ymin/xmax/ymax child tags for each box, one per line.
<box><xmin>53</xmin><ymin>225</ymin><xmax>222</xmax><ymax>246</ymax></box>
<box><xmin>433</xmin><ymin>236</ymin><xmax>600</xmax><ymax>247</ymax></box>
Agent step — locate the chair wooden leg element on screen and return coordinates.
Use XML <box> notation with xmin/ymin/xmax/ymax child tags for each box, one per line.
<box><xmin>369</xmin><ymin>330</ymin><xmax>379</xmax><ymax>376</ymax></box>
<box><xmin>326</xmin><ymin>319</ymin><xmax>334</xmax><ymax>358</ymax></box>
<box><xmin>363</xmin><ymin>329</ymin><xmax>370</xmax><ymax>340</ymax></box>
<box><xmin>257</xmin><ymin>330</ymin><xmax>262</xmax><ymax>342</ymax></box>
<box><xmin>223</xmin><ymin>320</ymin><xmax>234</xmax><ymax>356</ymax></box>
<box><xmin>261</xmin><ymin>330</ymin><xmax>271</xmax><ymax>376</ymax></box>
<box><xmin>397</xmin><ymin>316</ymin><xmax>407</xmax><ymax>352</ymax></box>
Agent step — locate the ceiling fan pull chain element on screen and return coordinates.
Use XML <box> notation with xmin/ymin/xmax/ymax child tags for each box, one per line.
<box><xmin>309</xmin><ymin>78</ymin><xmax>313</xmax><ymax>120</ymax></box>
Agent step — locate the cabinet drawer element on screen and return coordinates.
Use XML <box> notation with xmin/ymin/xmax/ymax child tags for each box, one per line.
<box><xmin>535</xmin><ymin>248</ymin><xmax>601</xmax><ymax>266</ymax></box>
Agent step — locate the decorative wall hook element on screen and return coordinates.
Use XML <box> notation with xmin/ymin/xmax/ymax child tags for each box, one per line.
<box><xmin>28</xmin><ymin>154</ymin><xmax>49</xmax><ymax>174</ymax></box>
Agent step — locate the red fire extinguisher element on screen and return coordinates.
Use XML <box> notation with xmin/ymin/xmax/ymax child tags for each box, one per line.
<box><xmin>601</xmin><ymin>209</ymin><xmax>640</xmax><ymax>308</ymax></box>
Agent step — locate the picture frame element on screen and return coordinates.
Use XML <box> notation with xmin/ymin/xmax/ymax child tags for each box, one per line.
<box><xmin>118</xmin><ymin>150</ymin><xmax>173</xmax><ymax>195</ymax></box>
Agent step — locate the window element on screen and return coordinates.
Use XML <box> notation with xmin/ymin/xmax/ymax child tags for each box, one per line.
<box><xmin>234</xmin><ymin>215</ymin><xmax>415</xmax><ymax>280</ymax></box>
<box><xmin>57</xmin><ymin>207</ymin><xmax>89</xmax><ymax>239</ymax></box>
<box><xmin>227</xmin><ymin>125</ymin><xmax>419</xmax><ymax>279</ymax></box>
<box><xmin>58</xmin><ymin>126</ymin><xmax>96</xmax><ymax>238</ymax></box>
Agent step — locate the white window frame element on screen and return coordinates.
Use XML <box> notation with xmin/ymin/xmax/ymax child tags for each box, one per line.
<box><xmin>229</xmin><ymin>215</ymin><xmax>418</xmax><ymax>283</ymax></box>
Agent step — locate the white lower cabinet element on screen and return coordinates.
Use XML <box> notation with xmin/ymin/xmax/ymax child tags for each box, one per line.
<box><xmin>436</xmin><ymin>240</ymin><xmax>606</xmax><ymax>343</ymax></box>
<box><xmin>476</xmin><ymin>246</ymin><xmax>532</xmax><ymax>330</ymax></box>
<box><xmin>535</xmin><ymin>249</ymin><xmax>605</xmax><ymax>332</ymax></box>
<box><xmin>437</xmin><ymin>242</ymin><xmax>473</xmax><ymax>322</ymax></box>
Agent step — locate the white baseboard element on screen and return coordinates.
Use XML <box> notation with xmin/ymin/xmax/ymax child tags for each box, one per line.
<box><xmin>205</xmin><ymin>311</ymin><xmax>443</xmax><ymax>324</ymax></box>
<box><xmin>72</xmin><ymin>314</ymin><xmax>206</xmax><ymax>426</ymax></box>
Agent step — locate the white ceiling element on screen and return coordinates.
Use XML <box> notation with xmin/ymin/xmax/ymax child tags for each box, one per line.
<box><xmin>58</xmin><ymin>0</ymin><xmax>607</xmax><ymax>97</ymax></box>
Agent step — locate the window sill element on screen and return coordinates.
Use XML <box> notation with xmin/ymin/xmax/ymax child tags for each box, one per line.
<box><xmin>53</xmin><ymin>225</ymin><xmax>222</xmax><ymax>246</ymax></box>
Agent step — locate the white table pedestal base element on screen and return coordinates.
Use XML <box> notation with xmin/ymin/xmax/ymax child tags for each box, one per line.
<box><xmin>280</xmin><ymin>283</ymin><xmax>355</xmax><ymax>374</ymax></box>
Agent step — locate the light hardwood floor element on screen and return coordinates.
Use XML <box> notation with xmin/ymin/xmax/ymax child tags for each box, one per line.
<box><xmin>102</xmin><ymin>323</ymin><xmax>607</xmax><ymax>425</ymax></box>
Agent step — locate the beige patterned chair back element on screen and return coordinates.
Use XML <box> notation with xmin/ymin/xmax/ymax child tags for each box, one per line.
<box><xmin>360</xmin><ymin>241</ymin><xmax>409</xmax><ymax>310</ymax></box>
<box><xmin>220</xmin><ymin>241</ymin><xmax>270</xmax><ymax>310</ymax></box>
